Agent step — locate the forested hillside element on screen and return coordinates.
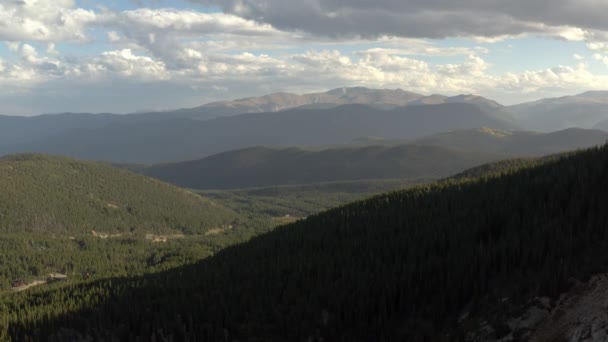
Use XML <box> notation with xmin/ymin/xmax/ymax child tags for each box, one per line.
<box><xmin>4</xmin><ymin>145</ymin><xmax>608</xmax><ymax>341</ymax></box>
<box><xmin>142</xmin><ymin>145</ymin><xmax>494</xmax><ymax>189</ymax></box>
<box><xmin>200</xmin><ymin>178</ymin><xmax>423</xmax><ymax>218</ymax></box>
<box><xmin>0</xmin><ymin>154</ymin><xmax>236</xmax><ymax>234</ymax></box>
<box><xmin>0</xmin><ymin>154</ymin><xmax>260</xmax><ymax>293</ymax></box>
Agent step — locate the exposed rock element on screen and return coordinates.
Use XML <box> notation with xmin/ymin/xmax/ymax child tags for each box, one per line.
<box><xmin>464</xmin><ymin>274</ymin><xmax>608</xmax><ymax>341</ymax></box>
<box><xmin>531</xmin><ymin>274</ymin><xmax>608</xmax><ymax>342</ymax></box>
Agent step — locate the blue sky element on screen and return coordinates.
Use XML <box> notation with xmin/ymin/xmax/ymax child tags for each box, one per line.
<box><xmin>1</xmin><ymin>0</ymin><xmax>608</xmax><ymax>115</ymax></box>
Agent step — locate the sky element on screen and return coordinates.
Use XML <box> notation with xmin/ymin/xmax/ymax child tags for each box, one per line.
<box><xmin>2</xmin><ymin>0</ymin><xmax>608</xmax><ymax>115</ymax></box>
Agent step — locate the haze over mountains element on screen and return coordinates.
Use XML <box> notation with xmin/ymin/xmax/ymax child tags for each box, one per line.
<box><xmin>0</xmin><ymin>101</ymin><xmax>518</xmax><ymax>163</ymax></box>
<box><xmin>509</xmin><ymin>91</ymin><xmax>608</xmax><ymax>131</ymax></box>
<box><xmin>0</xmin><ymin>87</ymin><xmax>513</xmax><ymax>147</ymax></box>
<box><xmin>2</xmin><ymin>87</ymin><xmax>608</xmax><ymax>163</ymax></box>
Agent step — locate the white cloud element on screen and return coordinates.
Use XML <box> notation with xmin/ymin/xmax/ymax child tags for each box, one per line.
<box><xmin>107</xmin><ymin>31</ymin><xmax>122</xmax><ymax>43</ymax></box>
<box><xmin>593</xmin><ymin>53</ymin><xmax>608</xmax><ymax>67</ymax></box>
<box><xmin>111</xmin><ymin>8</ymin><xmax>278</xmax><ymax>36</ymax></box>
<box><xmin>46</xmin><ymin>43</ymin><xmax>58</xmax><ymax>55</ymax></box>
<box><xmin>358</xmin><ymin>46</ymin><xmax>488</xmax><ymax>57</ymax></box>
<box><xmin>498</xmin><ymin>63</ymin><xmax>606</xmax><ymax>95</ymax></box>
<box><xmin>0</xmin><ymin>0</ymin><xmax>96</xmax><ymax>42</ymax></box>
<box><xmin>96</xmin><ymin>8</ymin><xmax>293</xmax><ymax>69</ymax></box>
<box><xmin>92</xmin><ymin>49</ymin><xmax>168</xmax><ymax>80</ymax></box>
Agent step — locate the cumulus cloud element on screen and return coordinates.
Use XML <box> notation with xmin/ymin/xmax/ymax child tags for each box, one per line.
<box><xmin>0</xmin><ymin>0</ymin><xmax>96</xmax><ymax>42</ymax></box>
<box><xmin>97</xmin><ymin>8</ymin><xmax>291</xmax><ymax>69</ymax></box>
<box><xmin>89</xmin><ymin>49</ymin><xmax>168</xmax><ymax>80</ymax></box>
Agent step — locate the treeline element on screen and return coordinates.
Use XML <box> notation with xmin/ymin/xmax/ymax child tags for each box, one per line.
<box><xmin>200</xmin><ymin>178</ymin><xmax>423</xmax><ymax>218</ymax></box>
<box><xmin>4</xmin><ymin>145</ymin><xmax>608</xmax><ymax>341</ymax></box>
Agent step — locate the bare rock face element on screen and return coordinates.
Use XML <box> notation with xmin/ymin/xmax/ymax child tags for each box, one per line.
<box><xmin>463</xmin><ymin>274</ymin><xmax>608</xmax><ymax>342</ymax></box>
<box><xmin>531</xmin><ymin>275</ymin><xmax>608</xmax><ymax>342</ymax></box>
<box><xmin>463</xmin><ymin>298</ymin><xmax>552</xmax><ymax>342</ymax></box>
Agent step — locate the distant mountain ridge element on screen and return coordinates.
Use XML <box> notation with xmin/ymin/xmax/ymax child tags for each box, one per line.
<box><xmin>0</xmin><ymin>87</ymin><xmax>517</xmax><ymax>150</ymax></box>
<box><xmin>509</xmin><ymin>91</ymin><xmax>608</xmax><ymax>131</ymax></box>
<box><xmin>2</xmin><ymin>102</ymin><xmax>518</xmax><ymax>163</ymax></box>
<box><xmin>416</xmin><ymin>127</ymin><xmax>608</xmax><ymax>156</ymax></box>
<box><xmin>135</xmin><ymin>127</ymin><xmax>608</xmax><ymax>189</ymax></box>
<box><xmin>201</xmin><ymin>87</ymin><xmax>425</xmax><ymax>113</ymax></box>
<box><xmin>141</xmin><ymin>145</ymin><xmax>495</xmax><ymax>189</ymax></box>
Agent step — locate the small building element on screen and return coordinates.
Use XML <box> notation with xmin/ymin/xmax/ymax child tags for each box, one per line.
<box><xmin>47</xmin><ymin>273</ymin><xmax>68</xmax><ymax>282</ymax></box>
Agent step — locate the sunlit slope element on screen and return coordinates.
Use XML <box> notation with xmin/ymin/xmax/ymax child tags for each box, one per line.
<box><xmin>0</xmin><ymin>154</ymin><xmax>237</xmax><ymax>234</ymax></box>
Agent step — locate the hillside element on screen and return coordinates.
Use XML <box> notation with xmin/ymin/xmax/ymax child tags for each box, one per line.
<box><xmin>0</xmin><ymin>153</ymin><xmax>261</xmax><ymax>296</ymax></box>
<box><xmin>200</xmin><ymin>178</ymin><xmax>423</xmax><ymax>219</ymax></box>
<box><xmin>0</xmin><ymin>153</ymin><xmax>236</xmax><ymax>234</ymax></box>
<box><xmin>593</xmin><ymin>118</ymin><xmax>608</xmax><ymax>131</ymax></box>
<box><xmin>5</xmin><ymin>145</ymin><xmax>608</xmax><ymax>340</ymax></box>
<box><xmin>141</xmin><ymin>145</ymin><xmax>497</xmax><ymax>189</ymax></box>
<box><xmin>416</xmin><ymin>127</ymin><xmax>608</xmax><ymax>156</ymax></box>
<box><xmin>3</xmin><ymin>103</ymin><xmax>518</xmax><ymax>163</ymax></box>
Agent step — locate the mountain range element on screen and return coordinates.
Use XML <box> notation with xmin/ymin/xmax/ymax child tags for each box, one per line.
<box><xmin>4</xmin><ymin>87</ymin><xmax>608</xmax><ymax>164</ymax></box>
<box><xmin>508</xmin><ymin>91</ymin><xmax>608</xmax><ymax>131</ymax></box>
<box><xmin>135</xmin><ymin>127</ymin><xmax>608</xmax><ymax>189</ymax></box>
<box><xmin>1</xmin><ymin>102</ymin><xmax>518</xmax><ymax>163</ymax></box>
<box><xmin>0</xmin><ymin>87</ymin><xmax>513</xmax><ymax>146</ymax></box>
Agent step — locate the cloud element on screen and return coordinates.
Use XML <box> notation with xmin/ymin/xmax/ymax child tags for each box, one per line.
<box><xmin>0</xmin><ymin>0</ymin><xmax>96</xmax><ymax>42</ymax></box>
<box><xmin>357</xmin><ymin>45</ymin><xmax>489</xmax><ymax>57</ymax></box>
<box><xmin>98</xmin><ymin>8</ymin><xmax>291</xmax><ymax>69</ymax></box>
<box><xmin>90</xmin><ymin>49</ymin><xmax>168</xmax><ymax>80</ymax></box>
<box><xmin>1</xmin><ymin>43</ymin><xmax>607</xmax><ymax>114</ymax></box>
<box><xmin>497</xmin><ymin>62</ymin><xmax>606</xmax><ymax>95</ymax></box>
<box><xmin>593</xmin><ymin>54</ymin><xmax>608</xmax><ymax>67</ymax></box>
<box><xmin>191</xmin><ymin>0</ymin><xmax>606</xmax><ymax>40</ymax></box>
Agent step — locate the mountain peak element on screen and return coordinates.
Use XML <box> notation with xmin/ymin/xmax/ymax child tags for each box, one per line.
<box><xmin>324</xmin><ymin>86</ymin><xmax>421</xmax><ymax>97</ymax></box>
<box><xmin>576</xmin><ymin>90</ymin><xmax>608</xmax><ymax>99</ymax></box>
